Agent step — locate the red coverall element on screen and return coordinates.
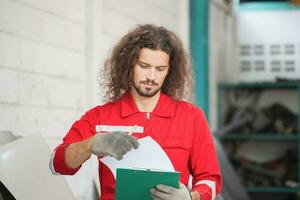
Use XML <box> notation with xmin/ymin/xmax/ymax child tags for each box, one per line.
<box><xmin>50</xmin><ymin>92</ymin><xmax>222</xmax><ymax>200</ymax></box>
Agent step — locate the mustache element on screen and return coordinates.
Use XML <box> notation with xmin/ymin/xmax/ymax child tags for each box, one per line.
<box><xmin>140</xmin><ymin>79</ymin><xmax>158</xmax><ymax>86</ymax></box>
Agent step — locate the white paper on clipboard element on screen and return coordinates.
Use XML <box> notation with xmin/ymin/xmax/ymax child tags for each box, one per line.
<box><xmin>100</xmin><ymin>136</ymin><xmax>175</xmax><ymax>178</ymax></box>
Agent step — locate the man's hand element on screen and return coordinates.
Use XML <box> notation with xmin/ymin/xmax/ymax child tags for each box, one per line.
<box><xmin>91</xmin><ymin>131</ymin><xmax>139</xmax><ymax>160</ymax></box>
<box><xmin>150</xmin><ymin>182</ymin><xmax>192</xmax><ymax>200</ymax></box>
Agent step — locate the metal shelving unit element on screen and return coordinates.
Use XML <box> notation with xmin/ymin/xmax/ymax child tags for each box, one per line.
<box><xmin>247</xmin><ymin>187</ymin><xmax>299</xmax><ymax>193</ymax></box>
<box><xmin>219</xmin><ymin>133</ymin><xmax>298</xmax><ymax>141</ymax></box>
<box><xmin>217</xmin><ymin>82</ymin><xmax>300</xmax><ymax>196</ymax></box>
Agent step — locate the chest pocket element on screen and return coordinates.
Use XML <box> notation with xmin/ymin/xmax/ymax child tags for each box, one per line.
<box><xmin>160</xmin><ymin>138</ymin><xmax>190</xmax><ymax>171</ymax></box>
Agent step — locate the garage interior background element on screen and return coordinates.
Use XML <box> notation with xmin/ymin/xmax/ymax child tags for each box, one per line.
<box><xmin>0</xmin><ymin>0</ymin><xmax>299</xmax><ymax>199</ymax></box>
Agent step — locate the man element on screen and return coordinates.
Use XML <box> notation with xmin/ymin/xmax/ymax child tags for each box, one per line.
<box><xmin>50</xmin><ymin>24</ymin><xmax>222</xmax><ymax>200</ymax></box>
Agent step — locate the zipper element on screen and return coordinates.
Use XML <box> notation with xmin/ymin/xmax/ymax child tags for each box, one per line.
<box><xmin>143</xmin><ymin>112</ymin><xmax>151</xmax><ymax>137</ymax></box>
<box><xmin>146</xmin><ymin>112</ymin><xmax>150</xmax><ymax>120</ymax></box>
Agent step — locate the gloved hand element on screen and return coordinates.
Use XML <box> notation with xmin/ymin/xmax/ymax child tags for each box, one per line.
<box><xmin>91</xmin><ymin>131</ymin><xmax>139</xmax><ymax>160</ymax></box>
<box><xmin>150</xmin><ymin>182</ymin><xmax>192</xmax><ymax>200</ymax></box>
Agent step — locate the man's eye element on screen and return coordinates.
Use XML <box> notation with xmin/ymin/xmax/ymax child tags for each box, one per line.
<box><xmin>157</xmin><ymin>67</ymin><xmax>166</xmax><ymax>71</ymax></box>
<box><xmin>139</xmin><ymin>64</ymin><xmax>148</xmax><ymax>68</ymax></box>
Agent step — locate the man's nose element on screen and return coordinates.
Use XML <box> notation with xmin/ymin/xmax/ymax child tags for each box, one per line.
<box><xmin>146</xmin><ymin>68</ymin><xmax>156</xmax><ymax>80</ymax></box>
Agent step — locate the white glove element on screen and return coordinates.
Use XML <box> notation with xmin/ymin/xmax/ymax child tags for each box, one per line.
<box><xmin>91</xmin><ymin>131</ymin><xmax>139</xmax><ymax>160</ymax></box>
<box><xmin>151</xmin><ymin>182</ymin><xmax>192</xmax><ymax>200</ymax></box>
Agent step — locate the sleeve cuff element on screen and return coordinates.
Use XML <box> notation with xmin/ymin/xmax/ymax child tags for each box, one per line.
<box><xmin>51</xmin><ymin>143</ymin><xmax>81</xmax><ymax>175</ymax></box>
<box><xmin>192</xmin><ymin>184</ymin><xmax>213</xmax><ymax>200</ymax></box>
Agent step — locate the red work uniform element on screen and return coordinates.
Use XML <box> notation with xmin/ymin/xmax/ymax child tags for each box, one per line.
<box><xmin>50</xmin><ymin>92</ymin><xmax>222</xmax><ymax>200</ymax></box>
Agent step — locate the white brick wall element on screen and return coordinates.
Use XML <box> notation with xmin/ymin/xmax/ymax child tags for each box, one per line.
<box><xmin>0</xmin><ymin>0</ymin><xmax>20</xmax><ymax>34</ymax></box>
<box><xmin>0</xmin><ymin>0</ymin><xmax>86</xmax><ymax>137</ymax></box>
<box><xmin>0</xmin><ymin>0</ymin><xmax>189</xmax><ymax>199</ymax></box>
<box><xmin>0</xmin><ymin>0</ymin><xmax>87</xmax><ymax>199</ymax></box>
<box><xmin>0</xmin><ymin>104</ymin><xmax>18</xmax><ymax>131</ymax></box>
<box><xmin>0</xmin><ymin>68</ymin><xmax>19</xmax><ymax>103</ymax></box>
<box><xmin>103</xmin><ymin>0</ymin><xmax>179</xmax><ymax>36</ymax></box>
<box><xmin>0</xmin><ymin>33</ymin><xmax>19</xmax><ymax>68</ymax></box>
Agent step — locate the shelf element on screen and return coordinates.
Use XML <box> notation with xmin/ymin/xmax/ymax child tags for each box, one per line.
<box><xmin>218</xmin><ymin>82</ymin><xmax>300</xmax><ymax>195</ymax></box>
<box><xmin>218</xmin><ymin>133</ymin><xmax>299</xmax><ymax>141</ymax></box>
<box><xmin>247</xmin><ymin>187</ymin><xmax>300</xmax><ymax>193</ymax></box>
<box><xmin>219</xmin><ymin>82</ymin><xmax>300</xmax><ymax>90</ymax></box>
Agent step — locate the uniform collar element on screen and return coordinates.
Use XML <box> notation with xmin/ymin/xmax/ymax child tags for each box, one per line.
<box><xmin>121</xmin><ymin>91</ymin><xmax>175</xmax><ymax>118</ymax></box>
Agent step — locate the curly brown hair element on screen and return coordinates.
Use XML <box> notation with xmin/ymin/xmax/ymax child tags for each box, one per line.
<box><xmin>101</xmin><ymin>24</ymin><xmax>193</xmax><ymax>102</ymax></box>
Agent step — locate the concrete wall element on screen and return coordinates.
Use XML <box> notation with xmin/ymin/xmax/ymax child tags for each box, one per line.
<box><xmin>0</xmin><ymin>0</ymin><xmax>86</xmax><ymax>139</ymax></box>
<box><xmin>209</xmin><ymin>0</ymin><xmax>238</xmax><ymax>130</ymax></box>
<box><xmin>0</xmin><ymin>0</ymin><xmax>189</xmax><ymax>199</ymax></box>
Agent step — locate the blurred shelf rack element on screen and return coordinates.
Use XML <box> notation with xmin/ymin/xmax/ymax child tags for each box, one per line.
<box><xmin>218</xmin><ymin>82</ymin><xmax>300</xmax><ymax>89</ymax></box>
<box><xmin>246</xmin><ymin>187</ymin><xmax>299</xmax><ymax>193</ymax></box>
<box><xmin>217</xmin><ymin>82</ymin><xmax>300</xmax><ymax>195</ymax></box>
<box><xmin>219</xmin><ymin>133</ymin><xmax>299</xmax><ymax>141</ymax></box>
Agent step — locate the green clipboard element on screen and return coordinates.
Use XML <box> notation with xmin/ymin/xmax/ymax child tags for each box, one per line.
<box><xmin>115</xmin><ymin>168</ymin><xmax>180</xmax><ymax>200</ymax></box>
